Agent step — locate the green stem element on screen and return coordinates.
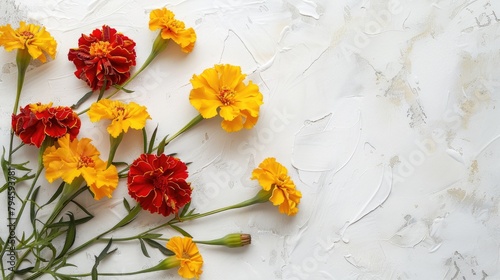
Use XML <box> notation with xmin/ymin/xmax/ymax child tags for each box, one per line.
<box><xmin>140</xmin><ymin>190</ymin><xmax>271</xmax><ymax>235</ymax></box>
<box><xmin>162</xmin><ymin>114</ymin><xmax>204</xmax><ymax>147</ymax></box>
<box><xmin>105</xmin><ymin>33</ymin><xmax>169</xmax><ymax>101</ymax></box>
<box><xmin>107</xmin><ymin>133</ymin><xmax>124</xmax><ymax>167</ymax></box>
<box><xmin>13</xmin><ymin>48</ymin><xmax>30</xmax><ymax>115</ymax></box>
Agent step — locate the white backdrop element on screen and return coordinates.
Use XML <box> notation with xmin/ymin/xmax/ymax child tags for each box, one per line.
<box><xmin>1</xmin><ymin>0</ymin><xmax>500</xmax><ymax>279</ymax></box>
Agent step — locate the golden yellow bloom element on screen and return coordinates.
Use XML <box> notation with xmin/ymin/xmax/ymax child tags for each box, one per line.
<box><xmin>149</xmin><ymin>7</ymin><xmax>196</xmax><ymax>53</ymax></box>
<box><xmin>251</xmin><ymin>157</ymin><xmax>302</xmax><ymax>216</ymax></box>
<box><xmin>189</xmin><ymin>64</ymin><xmax>264</xmax><ymax>132</ymax></box>
<box><xmin>43</xmin><ymin>134</ymin><xmax>118</xmax><ymax>200</ymax></box>
<box><xmin>0</xmin><ymin>21</ymin><xmax>57</xmax><ymax>62</ymax></box>
<box><xmin>166</xmin><ymin>236</ymin><xmax>203</xmax><ymax>279</ymax></box>
<box><xmin>87</xmin><ymin>99</ymin><xmax>151</xmax><ymax>138</ymax></box>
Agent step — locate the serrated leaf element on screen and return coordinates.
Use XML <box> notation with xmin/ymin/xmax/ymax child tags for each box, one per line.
<box><xmin>10</xmin><ymin>161</ymin><xmax>32</xmax><ymax>171</ymax></box>
<box><xmin>143</xmin><ymin>238</ymin><xmax>174</xmax><ymax>256</ymax></box>
<box><xmin>56</xmin><ymin>213</ymin><xmax>76</xmax><ymax>260</ymax></box>
<box><xmin>71</xmin><ymin>90</ymin><xmax>93</xmax><ymax>109</ymax></box>
<box><xmin>139</xmin><ymin>239</ymin><xmax>150</xmax><ymax>258</ymax></box>
<box><xmin>169</xmin><ymin>224</ymin><xmax>192</xmax><ymax>238</ymax></box>
<box><xmin>147</xmin><ymin>125</ymin><xmax>159</xmax><ymax>154</ymax></box>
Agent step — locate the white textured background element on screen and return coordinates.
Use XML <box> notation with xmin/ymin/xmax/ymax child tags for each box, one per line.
<box><xmin>1</xmin><ymin>0</ymin><xmax>500</xmax><ymax>279</ymax></box>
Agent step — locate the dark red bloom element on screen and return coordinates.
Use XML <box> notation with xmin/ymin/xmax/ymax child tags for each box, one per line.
<box><xmin>12</xmin><ymin>103</ymin><xmax>81</xmax><ymax>147</ymax></box>
<box><xmin>68</xmin><ymin>25</ymin><xmax>136</xmax><ymax>91</ymax></box>
<box><xmin>127</xmin><ymin>154</ymin><xmax>192</xmax><ymax>216</ymax></box>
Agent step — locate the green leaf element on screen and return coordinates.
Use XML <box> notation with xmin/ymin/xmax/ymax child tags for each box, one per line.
<box><xmin>142</xmin><ymin>128</ymin><xmax>148</xmax><ymax>154</ymax></box>
<box><xmin>91</xmin><ymin>239</ymin><xmax>117</xmax><ymax>280</ymax></box>
<box><xmin>179</xmin><ymin>202</ymin><xmax>191</xmax><ymax>218</ymax></box>
<box><xmin>140</xmin><ymin>233</ymin><xmax>162</xmax><ymax>239</ymax></box>
<box><xmin>71</xmin><ymin>90</ymin><xmax>93</xmax><ymax>109</ymax></box>
<box><xmin>10</xmin><ymin>161</ymin><xmax>32</xmax><ymax>171</ymax></box>
<box><xmin>143</xmin><ymin>238</ymin><xmax>174</xmax><ymax>256</ymax></box>
<box><xmin>56</xmin><ymin>213</ymin><xmax>76</xmax><ymax>260</ymax></box>
<box><xmin>139</xmin><ymin>239</ymin><xmax>150</xmax><ymax>258</ymax></box>
<box><xmin>169</xmin><ymin>224</ymin><xmax>192</xmax><ymax>238</ymax></box>
<box><xmin>45</xmin><ymin>182</ymin><xmax>65</xmax><ymax>206</ymax></box>
<box><xmin>112</xmin><ymin>84</ymin><xmax>134</xmax><ymax>93</ymax></box>
<box><xmin>156</xmin><ymin>135</ymin><xmax>167</xmax><ymax>156</ymax></box>
<box><xmin>30</xmin><ymin>186</ymin><xmax>40</xmax><ymax>227</ymax></box>
<box><xmin>123</xmin><ymin>198</ymin><xmax>131</xmax><ymax>212</ymax></box>
<box><xmin>14</xmin><ymin>266</ymin><xmax>34</xmax><ymax>275</ymax></box>
<box><xmin>112</xmin><ymin>205</ymin><xmax>141</xmax><ymax>230</ymax></box>
<box><xmin>147</xmin><ymin>125</ymin><xmax>159</xmax><ymax>154</ymax></box>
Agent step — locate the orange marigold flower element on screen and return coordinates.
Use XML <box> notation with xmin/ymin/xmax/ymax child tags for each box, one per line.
<box><xmin>166</xmin><ymin>236</ymin><xmax>203</xmax><ymax>279</ymax></box>
<box><xmin>68</xmin><ymin>25</ymin><xmax>136</xmax><ymax>91</ymax></box>
<box><xmin>251</xmin><ymin>157</ymin><xmax>302</xmax><ymax>216</ymax></box>
<box><xmin>43</xmin><ymin>135</ymin><xmax>118</xmax><ymax>200</ymax></box>
<box><xmin>189</xmin><ymin>64</ymin><xmax>263</xmax><ymax>132</ymax></box>
<box><xmin>127</xmin><ymin>154</ymin><xmax>192</xmax><ymax>216</ymax></box>
<box><xmin>12</xmin><ymin>102</ymin><xmax>81</xmax><ymax>147</ymax></box>
<box><xmin>0</xmin><ymin>21</ymin><xmax>57</xmax><ymax>62</ymax></box>
<box><xmin>149</xmin><ymin>7</ymin><xmax>196</xmax><ymax>53</ymax></box>
<box><xmin>87</xmin><ymin>99</ymin><xmax>151</xmax><ymax>138</ymax></box>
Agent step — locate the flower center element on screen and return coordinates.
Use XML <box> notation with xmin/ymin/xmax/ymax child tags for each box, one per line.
<box><xmin>29</xmin><ymin>102</ymin><xmax>54</xmax><ymax>113</ymax></box>
<box><xmin>78</xmin><ymin>155</ymin><xmax>95</xmax><ymax>168</ymax></box>
<box><xmin>21</xmin><ymin>31</ymin><xmax>34</xmax><ymax>40</ymax></box>
<box><xmin>181</xmin><ymin>251</ymin><xmax>191</xmax><ymax>259</ymax></box>
<box><xmin>218</xmin><ymin>87</ymin><xmax>235</xmax><ymax>106</ymax></box>
<box><xmin>89</xmin><ymin>41</ymin><xmax>112</xmax><ymax>58</ymax></box>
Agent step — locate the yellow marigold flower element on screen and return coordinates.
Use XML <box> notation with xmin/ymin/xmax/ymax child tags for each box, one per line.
<box><xmin>167</xmin><ymin>236</ymin><xmax>203</xmax><ymax>279</ymax></box>
<box><xmin>87</xmin><ymin>99</ymin><xmax>151</xmax><ymax>138</ymax></box>
<box><xmin>43</xmin><ymin>134</ymin><xmax>118</xmax><ymax>200</ymax></box>
<box><xmin>189</xmin><ymin>64</ymin><xmax>264</xmax><ymax>132</ymax></box>
<box><xmin>0</xmin><ymin>21</ymin><xmax>57</xmax><ymax>62</ymax></box>
<box><xmin>149</xmin><ymin>7</ymin><xmax>196</xmax><ymax>53</ymax></box>
<box><xmin>251</xmin><ymin>157</ymin><xmax>302</xmax><ymax>216</ymax></box>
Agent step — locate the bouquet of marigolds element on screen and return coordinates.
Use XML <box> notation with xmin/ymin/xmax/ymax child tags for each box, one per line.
<box><xmin>0</xmin><ymin>7</ymin><xmax>302</xmax><ymax>280</ymax></box>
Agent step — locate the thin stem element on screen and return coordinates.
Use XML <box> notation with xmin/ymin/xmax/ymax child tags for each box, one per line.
<box><xmin>164</xmin><ymin>114</ymin><xmax>204</xmax><ymax>146</ymax></box>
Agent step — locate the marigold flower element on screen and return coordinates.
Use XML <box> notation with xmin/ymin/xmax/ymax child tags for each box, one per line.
<box><xmin>251</xmin><ymin>157</ymin><xmax>302</xmax><ymax>216</ymax></box>
<box><xmin>189</xmin><ymin>64</ymin><xmax>263</xmax><ymax>132</ymax></box>
<box><xmin>167</xmin><ymin>236</ymin><xmax>203</xmax><ymax>279</ymax></box>
<box><xmin>0</xmin><ymin>21</ymin><xmax>57</xmax><ymax>62</ymax></box>
<box><xmin>127</xmin><ymin>154</ymin><xmax>192</xmax><ymax>216</ymax></box>
<box><xmin>87</xmin><ymin>99</ymin><xmax>151</xmax><ymax>138</ymax></box>
<box><xmin>43</xmin><ymin>134</ymin><xmax>118</xmax><ymax>200</ymax></box>
<box><xmin>11</xmin><ymin>102</ymin><xmax>81</xmax><ymax>148</ymax></box>
<box><xmin>68</xmin><ymin>25</ymin><xmax>136</xmax><ymax>91</ymax></box>
<box><xmin>149</xmin><ymin>7</ymin><xmax>196</xmax><ymax>53</ymax></box>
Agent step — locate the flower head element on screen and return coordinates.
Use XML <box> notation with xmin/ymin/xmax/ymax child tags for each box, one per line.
<box><xmin>0</xmin><ymin>21</ymin><xmax>57</xmax><ymax>62</ymax></box>
<box><xmin>87</xmin><ymin>99</ymin><xmax>151</xmax><ymax>138</ymax></box>
<box><xmin>127</xmin><ymin>154</ymin><xmax>192</xmax><ymax>216</ymax></box>
<box><xmin>43</xmin><ymin>135</ymin><xmax>118</xmax><ymax>200</ymax></box>
<box><xmin>251</xmin><ymin>157</ymin><xmax>302</xmax><ymax>216</ymax></box>
<box><xmin>189</xmin><ymin>64</ymin><xmax>263</xmax><ymax>132</ymax></box>
<box><xmin>12</xmin><ymin>102</ymin><xmax>81</xmax><ymax>148</ymax></box>
<box><xmin>149</xmin><ymin>7</ymin><xmax>196</xmax><ymax>53</ymax></box>
<box><xmin>167</xmin><ymin>236</ymin><xmax>203</xmax><ymax>279</ymax></box>
<box><xmin>68</xmin><ymin>25</ymin><xmax>136</xmax><ymax>91</ymax></box>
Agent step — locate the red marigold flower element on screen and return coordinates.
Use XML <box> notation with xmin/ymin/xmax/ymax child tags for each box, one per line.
<box><xmin>12</xmin><ymin>102</ymin><xmax>81</xmax><ymax>147</ymax></box>
<box><xmin>127</xmin><ymin>154</ymin><xmax>192</xmax><ymax>216</ymax></box>
<box><xmin>68</xmin><ymin>25</ymin><xmax>136</xmax><ymax>91</ymax></box>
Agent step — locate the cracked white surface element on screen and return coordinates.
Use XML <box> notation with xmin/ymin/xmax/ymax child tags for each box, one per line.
<box><xmin>1</xmin><ymin>0</ymin><xmax>500</xmax><ymax>279</ymax></box>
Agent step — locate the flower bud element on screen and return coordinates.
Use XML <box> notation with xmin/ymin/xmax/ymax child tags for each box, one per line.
<box><xmin>200</xmin><ymin>233</ymin><xmax>252</xmax><ymax>248</ymax></box>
